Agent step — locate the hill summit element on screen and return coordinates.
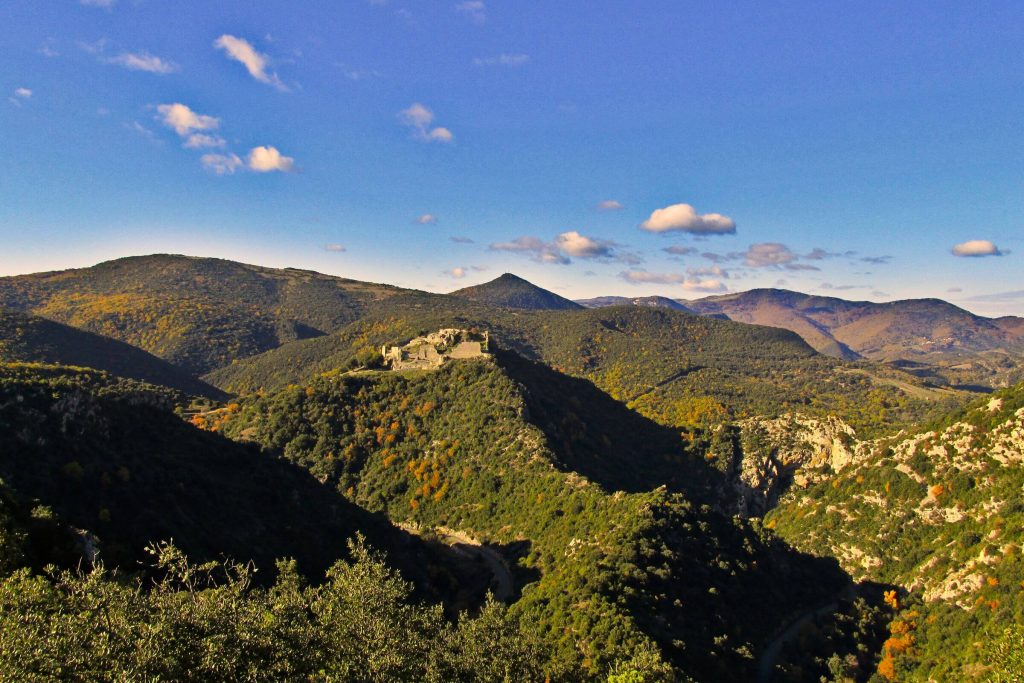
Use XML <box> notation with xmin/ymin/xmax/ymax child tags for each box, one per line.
<box><xmin>450</xmin><ymin>273</ymin><xmax>583</xmax><ymax>310</ymax></box>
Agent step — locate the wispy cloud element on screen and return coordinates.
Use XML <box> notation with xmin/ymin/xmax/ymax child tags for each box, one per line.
<box><xmin>201</xmin><ymin>153</ymin><xmax>244</xmax><ymax>175</ymax></box>
<box><xmin>597</xmin><ymin>199</ymin><xmax>624</xmax><ymax>211</ymax></box>
<box><xmin>964</xmin><ymin>289</ymin><xmax>1024</xmax><ymax>302</ymax></box>
<box><xmin>455</xmin><ymin>1</ymin><xmax>486</xmax><ymax>23</ymax></box>
<box><xmin>106</xmin><ymin>51</ymin><xmax>178</xmax><ymax>74</ymax></box>
<box><xmin>490</xmin><ymin>231</ymin><xmax>636</xmax><ymax>265</ymax></box>
<box><xmin>640</xmin><ymin>203</ymin><xmax>736</xmax><ymax>235</ymax></box>
<box><xmin>451</xmin><ymin>236</ymin><xmax>475</xmax><ymax>244</ymax></box>
<box><xmin>951</xmin><ymin>239</ymin><xmax>1004</xmax><ymax>257</ymax></box>
<box><xmin>473</xmin><ymin>53</ymin><xmax>529</xmax><ymax>67</ymax></box>
<box><xmin>80</xmin><ymin>0</ymin><xmax>115</xmax><ymax>8</ymax></box>
<box><xmin>214</xmin><ymin>35</ymin><xmax>288</xmax><ymax>91</ymax></box>
<box><xmin>414</xmin><ymin>214</ymin><xmax>438</xmax><ymax>225</ymax></box>
<box><xmin>183</xmin><ymin>133</ymin><xmax>226</xmax><ymax>149</ymax></box>
<box><xmin>619</xmin><ymin>270</ymin><xmax>727</xmax><ymax>292</ymax></box>
<box><xmin>446</xmin><ymin>266</ymin><xmax>468</xmax><ymax>278</ymax></box>
<box><xmin>323</xmin><ymin>244</ymin><xmax>346</xmax><ymax>252</ymax></box>
<box><xmin>399</xmin><ymin>103</ymin><xmax>454</xmax><ymax>143</ymax></box>
<box><xmin>663</xmin><ymin>245</ymin><xmax>696</xmax><ymax>256</ymax></box>
<box><xmin>9</xmin><ymin>87</ymin><xmax>32</xmax><ymax>106</ymax></box>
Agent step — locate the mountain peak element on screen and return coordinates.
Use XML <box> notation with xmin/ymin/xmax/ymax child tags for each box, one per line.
<box><xmin>451</xmin><ymin>273</ymin><xmax>582</xmax><ymax>310</ymax></box>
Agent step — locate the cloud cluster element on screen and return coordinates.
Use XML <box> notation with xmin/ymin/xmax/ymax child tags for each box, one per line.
<box><xmin>951</xmin><ymin>240</ymin><xmax>1003</xmax><ymax>257</ymax></box>
<box><xmin>201</xmin><ymin>147</ymin><xmax>294</xmax><ymax>175</ymax></box>
<box><xmin>214</xmin><ymin>35</ymin><xmax>288</xmax><ymax>91</ymax></box>
<box><xmin>640</xmin><ymin>203</ymin><xmax>736</xmax><ymax>235</ymax></box>
<box><xmin>490</xmin><ymin>231</ymin><xmax>634</xmax><ymax>265</ymax></box>
<box><xmin>157</xmin><ymin>103</ymin><xmax>294</xmax><ymax>174</ymax></box>
<box><xmin>399</xmin><ymin>103</ymin><xmax>454</xmax><ymax>143</ymax></box>
<box><xmin>106</xmin><ymin>51</ymin><xmax>178</xmax><ymax>74</ymax></box>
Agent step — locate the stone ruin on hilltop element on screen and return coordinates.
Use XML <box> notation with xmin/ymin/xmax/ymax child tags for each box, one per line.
<box><xmin>381</xmin><ymin>328</ymin><xmax>489</xmax><ymax>370</ymax></box>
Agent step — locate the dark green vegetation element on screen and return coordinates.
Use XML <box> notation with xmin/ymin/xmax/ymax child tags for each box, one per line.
<box><xmin>218</xmin><ymin>354</ymin><xmax>848</xmax><ymax>679</ymax></box>
<box><xmin>767</xmin><ymin>383</ymin><xmax>1024</xmax><ymax>681</ymax></box>
<box><xmin>0</xmin><ymin>255</ymin><xmax>406</xmax><ymax>375</ymax></box>
<box><xmin>686</xmin><ymin>288</ymin><xmax>1024</xmax><ymax>388</ymax></box>
<box><xmin>2</xmin><ymin>256</ymin><xmax>1022</xmax><ymax>681</ymax></box>
<box><xmin>208</xmin><ymin>293</ymin><xmax>963</xmax><ymax>438</ymax></box>
<box><xmin>0</xmin><ymin>308</ymin><xmax>223</xmax><ymax>398</ymax></box>
<box><xmin>451</xmin><ymin>272</ymin><xmax>583</xmax><ymax>310</ymax></box>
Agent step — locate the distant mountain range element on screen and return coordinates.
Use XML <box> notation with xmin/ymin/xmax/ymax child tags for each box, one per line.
<box><xmin>582</xmin><ymin>287</ymin><xmax>1024</xmax><ymax>388</ymax></box>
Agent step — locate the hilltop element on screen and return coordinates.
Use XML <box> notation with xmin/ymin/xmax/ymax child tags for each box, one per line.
<box><xmin>0</xmin><ymin>255</ymin><xmax>408</xmax><ymax>375</ymax></box>
<box><xmin>450</xmin><ymin>273</ymin><xmax>582</xmax><ymax>310</ymax></box>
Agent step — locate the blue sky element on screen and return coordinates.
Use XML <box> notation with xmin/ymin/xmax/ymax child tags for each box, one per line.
<box><xmin>1</xmin><ymin>1</ymin><xmax>1022</xmax><ymax>314</ymax></box>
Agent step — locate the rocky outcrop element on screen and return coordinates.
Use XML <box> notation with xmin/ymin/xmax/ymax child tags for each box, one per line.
<box><xmin>721</xmin><ymin>414</ymin><xmax>866</xmax><ymax>517</ymax></box>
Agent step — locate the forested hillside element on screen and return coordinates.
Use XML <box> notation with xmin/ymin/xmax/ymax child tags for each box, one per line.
<box><xmin>0</xmin><ymin>308</ymin><xmax>223</xmax><ymax>398</ymax></box>
<box><xmin>207</xmin><ymin>295</ymin><xmax>964</xmax><ymax>437</ymax></box>
<box><xmin>0</xmin><ymin>255</ymin><xmax>407</xmax><ymax>374</ymax></box>
<box><xmin>217</xmin><ymin>354</ymin><xmax>849</xmax><ymax>679</ymax></box>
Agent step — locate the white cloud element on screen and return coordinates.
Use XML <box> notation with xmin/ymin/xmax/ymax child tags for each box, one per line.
<box><xmin>744</xmin><ymin>242</ymin><xmax>796</xmax><ymax>267</ymax></box>
<box><xmin>555</xmin><ymin>231</ymin><xmax>613</xmax><ymax>258</ymax></box>
<box><xmin>446</xmin><ymin>267</ymin><xmax>468</xmax><ymax>278</ymax></box>
<box><xmin>399</xmin><ymin>103</ymin><xmax>454</xmax><ymax>143</ymax></box>
<box><xmin>213</xmin><ymin>34</ymin><xmax>288</xmax><ymax>91</ymax></box>
<box><xmin>640</xmin><ymin>203</ymin><xmax>736</xmax><ymax>235</ymax></box>
<box><xmin>106</xmin><ymin>51</ymin><xmax>178</xmax><ymax>74</ymax></box>
<box><xmin>38</xmin><ymin>41</ymin><xmax>59</xmax><ymax>58</ymax></box>
<box><xmin>184</xmin><ymin>133</ymin><xmax>226</xmax><ymax>149</ymax></box>
<box><xmin>324</xmin><ymin>244</ymin><xmax>346</xmax><ymax>252</ymax></box>
<box><xmin>473</xmin><ymin>53</ymin><xmax>529</xmax><ymax>67</ymax></box>
<box><xmin>597</xmin><ymin>199</ymin><xmax>624</xmax><ymax>211</ymax></box>
<box><xmin>951</xmin><ymin>239</ymin><xmax>1004</xmax><ymax>257</ymax></box>
<box><xmin>157</xmin><ymin>103</ymin><xmax>219</xmax><ymax>136</ymax></box>
<box><xmin>247</xmin><ymin>145</ymin><xmax>294</xmax><ymax>172</ymax></box>
<box><xmin>201</xmin><ymin>153</ymin><xmax>244</xmax><ymax>175</ymax></box>
<box><xmin>455</xmin><ymin>1</ymin><xmax>486</xmax><ymax>23</ymax></box>
<box><xmin>618</xmin><ymin>270</ymin><xmax>727</xmax><ymax>292</ymax></box>
<box><xmin>415</xmin><ymin>214</ymin><xmax>438</xmax><ymax>225</ymax></box>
